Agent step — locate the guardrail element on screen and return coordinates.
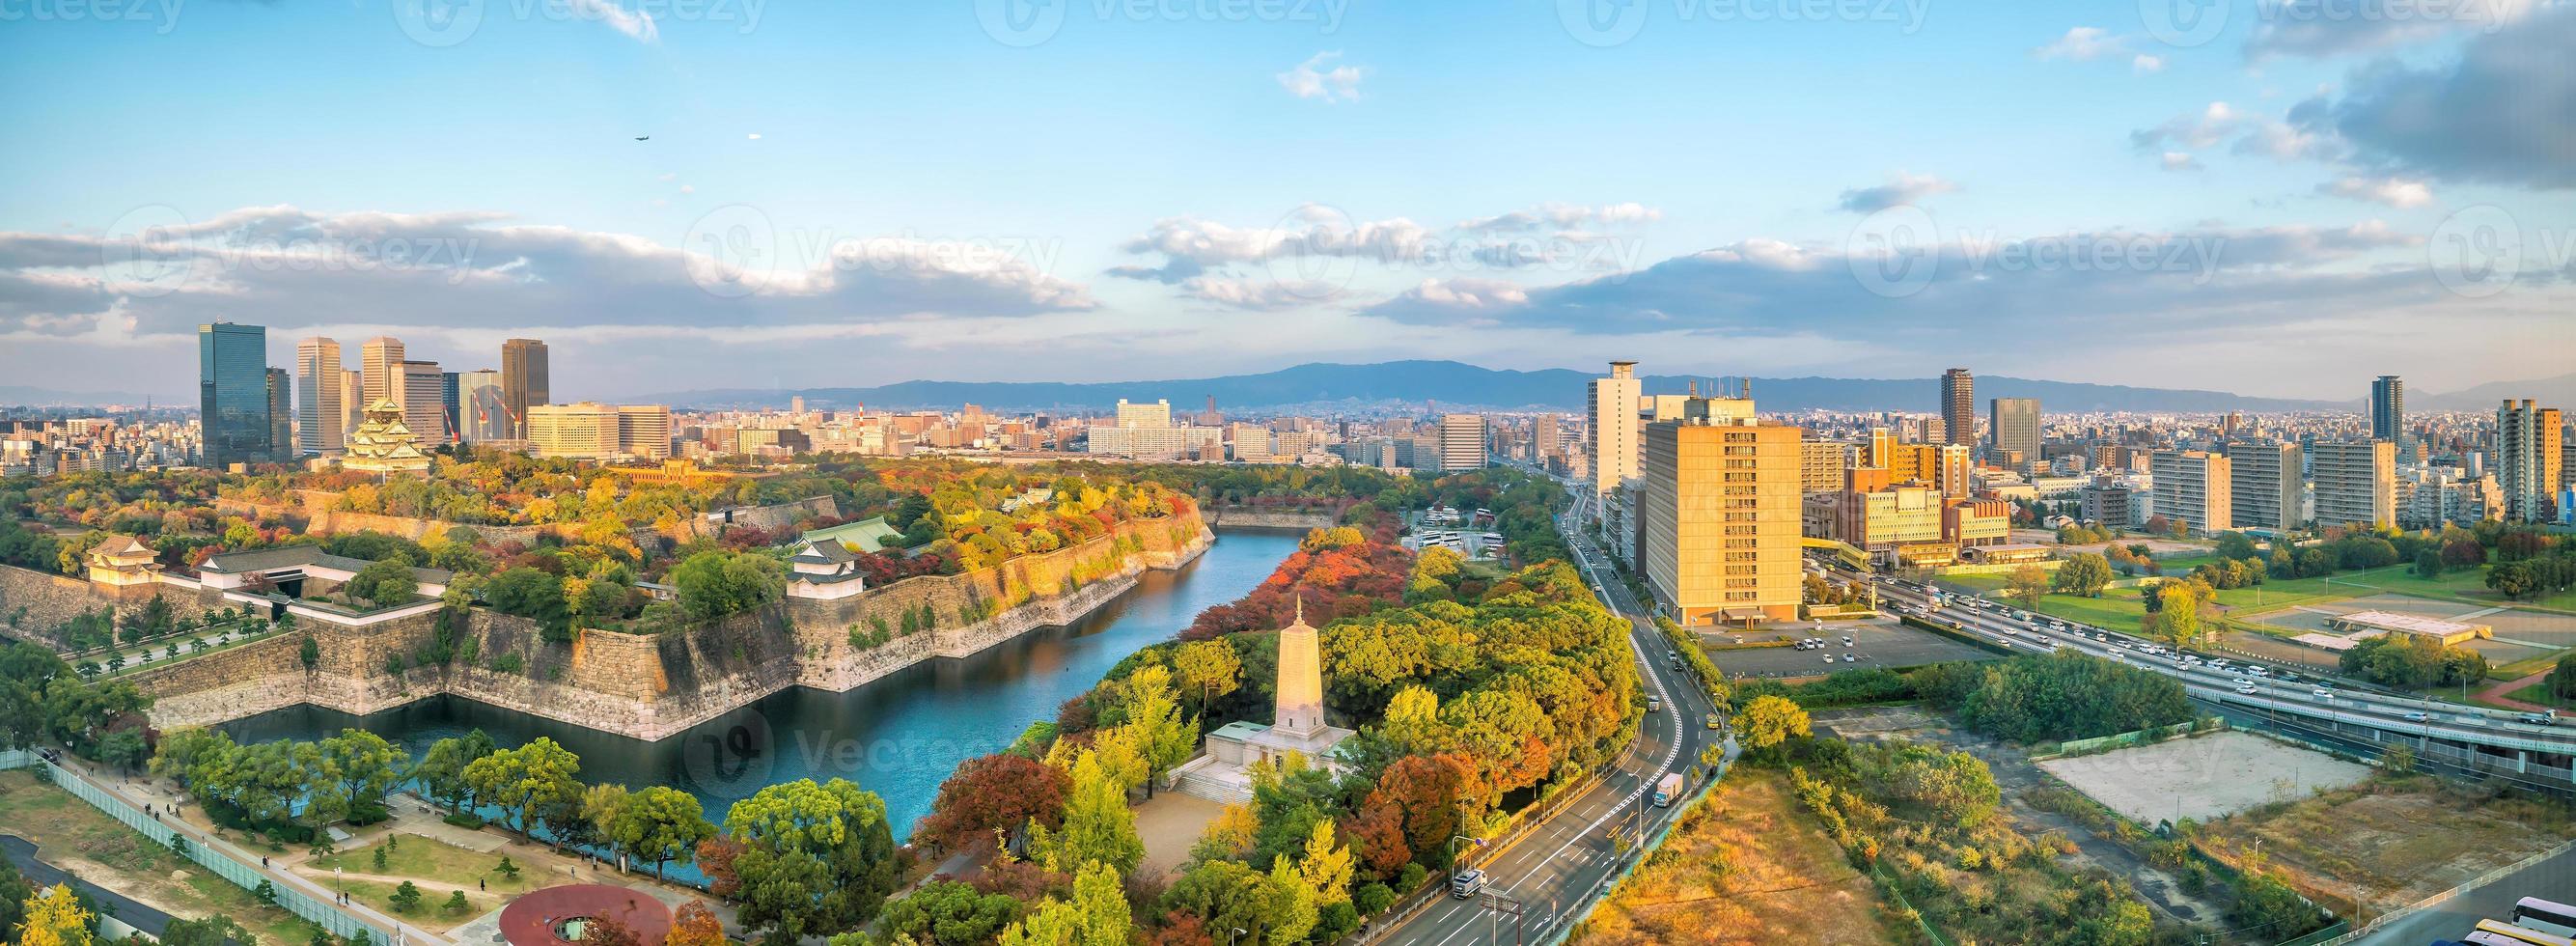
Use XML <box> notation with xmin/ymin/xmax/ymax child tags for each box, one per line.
<box><xmin>2298</xmin><ymin>837</ymin><xmax>2576</xmax><ymax>946</ymax></box>
<box><xmin>1535</xmin><ymin>759</ymin><xmax>1729</xmax><ymax>946</ymax></box>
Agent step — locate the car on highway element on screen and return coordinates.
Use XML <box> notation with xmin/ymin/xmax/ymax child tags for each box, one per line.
<box><xmin>1842</xmin><ymin>654</ymin><xmax>1856</xmax><ymax>663</ymax></box>
<box><xmin>1648</xmin><ymin>695</ymin><xmax>1662</xmax><ymax>712</ymax></box>
<box><xmin>2312</xmin><ymin>687</ymin><xmax>2334</xmax><ymax>700</ymax></box>
<box><xmin>2235</xmin><ymin>682</ymin><xmax>2259</xmax><ymax>695</ymax></box>
<box><xmin>1822</xmin><ymin>654</ymin><xmax>1836</xmax><ymax>665</ymax></box>
<box><xmin>2231</xmin><ymin>678</ymin><xmax>2252</xmax><ymax>687</ymax></box>
<box><xmin>2403</xmin><ymin>710</ymin><xmax>2429</xmax><ymax>722</ymax></box>
<box><xmin>1704</xmin><ymin>713</ymin><xmax>1721</xmax><ymax>730</ymax></box>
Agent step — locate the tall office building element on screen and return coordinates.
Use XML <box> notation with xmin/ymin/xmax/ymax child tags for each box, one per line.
<box><xmin>440</xmin><ymin>372</ymin><xmax>461</xmax><ymax>446</ymax></box>
<box><xmin>617</xmin><ymin>404</ymin><xmax>674</xmax><ymax>460</ymax></box>
<box><xmin>1988</xmin><ymin>397</ymin><xmax>2039</xmax><ymax>469</ymax></box>
<box><xmin>340</xmin><ymin>370</ymin><xmax>365</xmax><ymax>442</ymax></box>
<box><xmin>457</xmin><ymin>370</ymin><xmax>510</xmax><ymax>442</ymax></box>
<box><xmin>1534</xmin><ymin>414</ymin><xmax>1563</xmax><ymax>460</ymax></box>
<box><xmin>1637</xmin><ymin>401</ymin><xmax>1802</xmax><ymax>625</ymax></box>
<box><xmin>294</xmin><ymin>337</ymin><xmax>344</xmax><ymax>457</ymax></box>
<box><xmin>1115</xmin><ymin>399</ymin><xmax>1172</xmax><ymax>429</ymax></box>
<box><xmin>1438</xmin><ymin>413</ymin><xmax>1487</xmax><ymax>471</ymax></box>
<box><xmin>197</xmin><ymin>322</ymin><xmax>273</xmax><ymax>469</ymax></box>
<box><xmin>2370</xmin><ymin>376</ymin><xmax>2404</xmax><ymax>442</ymax></box>
<box><xmin>2313</xmin><ymin>438</ymin><xmax>2396</xmax><ymax>529</ymax></box>
<box><xmin>265</xmin><ymin>368</ymin><xmax>292</xmax><ymax>460</ymax></box>
<box><xmin>402</xmin><ymin>360</ymin><xmax>448</xmax><ymax>445</ymax></box>
<box><xmin>1940</xmin><ymin>368</ymin><xmax>1975</xmax><ymax>447</ymax></box>
<box><xmin>2150</xmin><ymin>450</ymin><xmax>2231</xmax><ymax>535</ymax></box>
<box><xmin>2226</xmin><ymin>439</ymin><xmax>2300</xmax><ymax>534</ymax></box>
<box><xmin>360</xmin><ymin>336</ymin><xmax>405</xmax><ymax>409</ymax></box>
<box><xmin>501</xmin><ymin>338</ymin><xmax>549</xmax><ymax>435</ymax></box>
<box><xmin>1589</xmin><ymin>361</ymin><xmax>1644</xmax><ymax>497</ymax></box>
<box><xmin>2496</xmin><ymin>400</ymin><xmax>2564</xmax><ymax>523</ymax></box>
<box><xmin>526</xmin><ymin>403</ymin><xmax>671</xmax><ymax>459</ymax></box>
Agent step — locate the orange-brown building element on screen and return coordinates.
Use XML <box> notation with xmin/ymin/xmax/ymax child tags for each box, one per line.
<box><xmin>1638</xmin><ymin>405</ymin><xmax>1802</xmax><ymax>626</ymax></box>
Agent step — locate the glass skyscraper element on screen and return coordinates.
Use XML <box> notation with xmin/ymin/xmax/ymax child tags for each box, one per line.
<box><xmin>199</xmin><ymin>321</ymin><xmax>272</xmax><ymax>469</ymax></box>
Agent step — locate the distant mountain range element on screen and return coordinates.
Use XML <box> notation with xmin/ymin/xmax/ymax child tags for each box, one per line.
<box><xmin>2412</xmin><ymin>372</ymin><xmax>2576</xmax><ymax>413</ymax></box>
<box><xmin>0</xmin><ymin>385</ymin><xmax>167</xmax><ymax>407</ymax></box>
<box><xmin>644</xmin><ymin>360</ymin><xmax>2360</xmax><ymax>413</ymax></box>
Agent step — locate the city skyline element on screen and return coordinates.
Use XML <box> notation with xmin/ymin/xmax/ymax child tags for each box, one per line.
<box><xmin>4</xmin><ymin>3</ymin><xmax>2571</xmax><ymax>400</ymax></box>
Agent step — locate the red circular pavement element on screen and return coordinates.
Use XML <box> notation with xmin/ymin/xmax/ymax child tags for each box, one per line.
<box><xmin>496</xmin><ymin>885</ymin><xmax>674</xmax><ymax>946</ymax></box>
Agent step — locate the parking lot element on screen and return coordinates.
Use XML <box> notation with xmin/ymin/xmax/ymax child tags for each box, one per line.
<box><xmin>1696</xmin><ymin>617</ymin><xmax>2002</xmax><ymax>680</ymax></box>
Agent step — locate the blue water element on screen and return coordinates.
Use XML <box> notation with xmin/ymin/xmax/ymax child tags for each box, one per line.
<box><xmin>218</xmin><ymin>529</ymin><xmax>1295</xmax><ymax>844</ymax></box>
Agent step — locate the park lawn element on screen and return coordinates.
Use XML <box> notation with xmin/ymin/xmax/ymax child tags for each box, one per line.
<box><xmin>1940</xmin><ymin>574</ymin><xmax>2006</xmax><ymax>593</ymax></box>
<box><xmin>2507</xmin><ymin>681</ymin><xmax>2576</xmax><ymax>710</ymax></box>
<box><xmin>309</xmin><ymin>833</ymin><xmax>531</xmax><ymax>891</ymax></box>
<box><xmin>0</xmin><ymin>770</ymin><xmax>321</xmax><ymax>946</ymax></box>
<box><xmin>314</xmin><ymin>876</ymin><xmax>504</xmax><ymax>932</ymax></box>
<box><xmin>1577</xmin><ymin>768</ymin><xmax>1900</xmax><ymax>945</ymax></box>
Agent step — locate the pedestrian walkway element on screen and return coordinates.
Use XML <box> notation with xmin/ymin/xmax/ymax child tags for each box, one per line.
<box><xmin>1</xmin><ymin>751</ymin><xmax>443</xmax><ymax>946</ymax></box>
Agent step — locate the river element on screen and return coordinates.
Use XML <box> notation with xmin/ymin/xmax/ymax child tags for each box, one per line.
<box><xmin>218</xmin><ymin>528</ymin><xmax>1297</xmax><ymax>843</ymax></box>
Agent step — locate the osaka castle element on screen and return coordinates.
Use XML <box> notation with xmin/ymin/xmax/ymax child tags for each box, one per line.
<box><xmin>341</xmin><ymin>398</ymin><xmax>431</xmax><ymax>476</ymax></box>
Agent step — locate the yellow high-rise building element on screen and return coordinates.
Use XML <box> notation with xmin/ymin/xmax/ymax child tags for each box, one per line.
<box><xmin>1639</xmin><ymin>405</ymin><xmax>1802</xmax><ymax>626</ymax></box>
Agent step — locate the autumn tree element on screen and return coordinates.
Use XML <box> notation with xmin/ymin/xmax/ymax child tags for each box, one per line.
<box><xmin>16</xmin><ymin>884</ymin><xmax>93</xmax><ymax>946</ymax></box>
<box><xmin>1736</xmin><ymin>695</ymin><xmax>1812</xmax><ymax>762</ymax></box>
<box><xmin>607</xmin><ymin>786</ymin><xmax>716</xmax><ymax>880</ymax></box>
<box><xmin>664</xmin><ymin>903</ymin><xmax>727</xmax><ymax>946</ymax></box>
<box><xmin>1171</xmin><ymin>639</ymin><xmax>1241</xmax><ymax>717</ymax></box>
<box><xmin>2052</xmin><ymin>552</ymin><xmax>2114</xmax><ymax>598</ymax></box>
<box><xmin>2005</xmin><ymin>565</ymin><xmax>2050</xmax><ymax>608</ymax></box>
<box><xmin>917</xmin><ymin>752</ymin><xmax>1070</xmax><ymax>853</ymax></box>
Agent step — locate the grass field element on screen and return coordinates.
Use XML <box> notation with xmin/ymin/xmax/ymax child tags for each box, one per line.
<box><xmin>1575</xmin><ymin>768</ymin><xmax>1899</xmax><ymax>945</ymax></box>
<box><xmin>313</xmin><ymin>876</ymin><xmax>505</xmax><ymax>932</ymax></box>
<box><xmin>2196</xmin><ymin>773</ymin><xmax>2576</xmax><ymax>917</ymax></box>
<box><xmin>307</xmin><ymin>833</ymin><xmax>531</xmax><ymax>889</ymax></box>
<box><xmin>0</xmin><ymin>770</ymin><xmax>320</xmax><ymax>946</ymax></box>
<box><xmin>2507</xmin><ymin>680</ymin><xmax>2576</xmax><ymax>710</ymax></box>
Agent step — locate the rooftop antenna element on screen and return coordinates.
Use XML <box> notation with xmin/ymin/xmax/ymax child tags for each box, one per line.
<box><xmin>1293</xmin><ymin>595</ymin><xmax>1305</xmax><ymax>626</ymax></box>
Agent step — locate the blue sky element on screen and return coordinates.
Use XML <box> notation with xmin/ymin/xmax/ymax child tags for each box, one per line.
<box><xmin>2</xmin><ymin>0</ymin><xmax>2568</xmax><ymax>402</ymax></box>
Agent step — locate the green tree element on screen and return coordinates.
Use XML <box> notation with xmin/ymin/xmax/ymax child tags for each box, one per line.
<box><xmin>669</xmin><ymin>550</ymin><xmax>787</xmax><ymax>622</ymax></box>
<box><xmin>298</xmin><ymin>635</ymin><xmax>319</xmax><ymax>670</ymax></box>
<box><xmin>463</xmin><ymin>737</ymin><xmax>582</xmax><ymax>841</ymax></box>
<box><xmin>408</xmin><ymin>730</ymin><xmax>497</xmax><ymax>814</ymax></box>
<box><xmin>343</xmin><ymin>559</ymin><xmax>419</xmax><ymax>608</ymax></box>
<box><xmin>1736</xmin><ymin>694</ymin><xmax>1811</xmax><ymax>761</ymax></box>
<box><xmin>2004</xmin><ymin>565</ymin><xmax>2050</xmax><ymax>608</ymax></box>
<box><xmin>2052</xmin><ymin>553</ymin><xmax>2114</xmax><ymax>598</ymax></box>
<box><xmin>723</xmin><ymin>778</ymin><xmax>901</xmax><ymax>940</ymax></box>
<box><xmin>607</xmin><ymin>786</ymin><xmax>717</xmax><ymax>880</ymax></box>
<box><xmin>2148</xmin><ymin>581</ymin><xmax>2203</xmax><ymax>648</ymax></box>
<box><xmin>2553</xmin><ymin>653</ymin><xmax>2576</xmax><ymax>701</ymax></box>
<box><xmin>870</xmin><ymin>881</ymin><xmax>1022</xmax><ymax>946</ymax></box>
<box><xmin>317</xmin><ymin>728</ymin><xmax>404</xmax><ymax>823</ymax></box>
<box><xmin>1171</xmin><ymin>638</ymin><xmax>1242</xmax><ymax>717</ymax></box>
<box><xmin>389</xmin><ymin>880</ymin><xmax>424</xmax><ymax>913</ymax></box>
<box><xmin>1038</xmin><ymin>750</ymin><xmax>1144</xmax><ymax>876</ymax></box>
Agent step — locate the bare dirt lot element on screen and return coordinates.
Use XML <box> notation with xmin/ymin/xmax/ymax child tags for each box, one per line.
<box><xmin>1576</xmin><ymin>767</ymin><xmax>1897</xmax><ymax>946</ymax></box>
<box><xmin>2196</xmin><ymin>775</ymin><xmax>2576</xmax><ymax>917</ymax></box>
<box><xmin>1700</xmin><ymin>619</ymin><xmax>1998</xmax><ymax>680</ymax></box>
<box><xmin>2038</xmin><ymin>731</ymin><xmax>2373</xmax><ymax>824</ymax></box>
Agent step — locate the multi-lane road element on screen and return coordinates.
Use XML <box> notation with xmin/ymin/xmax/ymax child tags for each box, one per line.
<box><xmin>1368</xmin><ymin>485</ymin><xmax>1731</xmax><ymax>945</ymax></box>
<box><xmin>1859</xmin><ymin>568</ymin><xmax>2576</xmax><ymax>768</ymax></box>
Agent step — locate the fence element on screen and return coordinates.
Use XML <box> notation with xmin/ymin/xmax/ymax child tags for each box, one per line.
<box><xmin>0</xmin><ymin>752</ymin><xmax>401</xmax><ymax>945</ymax></box>
<box><xmin>2296</xmin><ymin>837</ymin><xmax>2576</xmax><ymax>946</ymax></box>
<box><xmin>1866</xmin><ymin>861</ymin><xmax>1954</xmax><ymax>946</ymax></box>
<box><xmin>1536</xmin><ymin>763</ymin><xmax>1726</xmax><ymax>946</ymax></box>
<box><xmin>2035</xmin><ymin>717</ymin><xmax>2225</xmax><ymax>759</ymax></box>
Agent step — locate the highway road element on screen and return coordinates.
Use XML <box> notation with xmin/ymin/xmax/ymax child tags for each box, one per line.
<box><xmin>1366</xmin><ymin>483</ymin><xmax>1732</xmax><ymax>945</ymax></box>
<box><xmin>1853</xmin><ymin>567</ymin><xmax>2576</xmax><ymax>766</ymax></box>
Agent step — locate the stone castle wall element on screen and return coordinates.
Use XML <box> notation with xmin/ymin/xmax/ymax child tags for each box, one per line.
<box><xmin>128</xmin><ymin>505</ymin><xmax>1213</xmax><ymax>740</ymax></box>
<box><xmin>0</xmin><ymin>564</ymin><xmax>130</xmax><ymax>647</ymax></box>
<box><xmin>1202</xmin><ymin>506</ymin><xmax>1342</xmax><ymax>532</ymax></box>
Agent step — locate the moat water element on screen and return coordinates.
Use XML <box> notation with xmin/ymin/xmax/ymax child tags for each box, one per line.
<box><xmin>220</xmin><ymin>529</ymin><xmax>1298</xmax><ymax>844</ymax></box>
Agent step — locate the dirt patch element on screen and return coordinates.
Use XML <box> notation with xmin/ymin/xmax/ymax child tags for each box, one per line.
<box><xmin>1576</xmin><ymin>768</ymin><xmax>1897</xmax><ymax>945</ymax></box>
<box><xmin>2196</xmin><ymin>777</ymin><xmax>2576</xmax><ymax>916</ymax></box>
<box><xmin>0</xmin><ymin>770</ymin><xmax>319</xmax><ymax>946</ymax></box>
<box><xmin>2038</xmin><ymin>732</ymin><xmax>2373</xmax><ymax>824</ymax></box>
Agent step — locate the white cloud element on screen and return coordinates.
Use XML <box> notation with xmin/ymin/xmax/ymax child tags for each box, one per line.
<box><xmin>1275</xmin><ymin>51</ymin><xmax>1366</xmax><ymax>102</ymax></box>
<box><xmin>747</xmin><ymin>133</ymin><xmax>762</xmax><ymax>140</ymax></box>
<box><xmin>1454</xmin><ymin>202</ymin><xmax>1663</xmax><ymax>233</ymax></box>
<box><xmin>2133</xmin><ymin>54</ymin><xmax>2165</xmax><ymax>73</ymax></box>
<box><xmin>564</xmin><ymin>0</ymin><xmax>657</xmax><ymax>42</ymax></box>
<box><xmin>2034</xmin><ymin>26</ymin><xmax>2126</xmax><ymax>61</ymax></box>
<box><xmin>2161</xmin><ymin>152</ymin><xmax>2203</xmax><ymax>172</ymax></box>
<box><xmin>2317</xmin><ymin>175</ymin><xmax>2434</xmax><ymax>208</ymax></box>
<box><xmin>2246</xmin><ymin>0</ymin><xmax>2538</xmax><ymax>60</ymax></box>
<box><xmin>1834</xmin><ymin>172</ymin><xmax>1959</xmax><ymax>213</ymax></box>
